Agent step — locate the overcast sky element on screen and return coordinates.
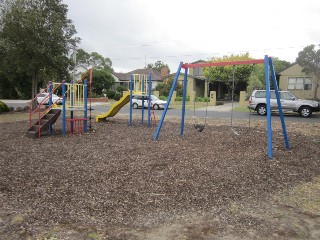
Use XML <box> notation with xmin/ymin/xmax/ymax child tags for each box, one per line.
<box><xmin>63</xmin><ymin>0</ymin><xmax>319</xmax><ymax>73</ymax></box>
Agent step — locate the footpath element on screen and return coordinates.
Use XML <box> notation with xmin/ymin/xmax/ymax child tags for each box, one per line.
<box><xmin>1</xmin><ymin>99</ymin><xmax>240</xmax><ymax>112</ymax></box>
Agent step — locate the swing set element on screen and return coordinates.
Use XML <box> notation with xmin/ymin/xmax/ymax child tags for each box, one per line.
<box><xmin>153</xmin><ymin>55</ymin><xmax>291</xmax><ymax>159</ymax></box>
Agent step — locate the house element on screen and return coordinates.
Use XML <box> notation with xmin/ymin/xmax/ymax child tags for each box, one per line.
<box><xmin>73</xmin><ymin>65</ymin><xmax>89</xmax><ymax>81</ymax></box>
<box><xmin>278</xmin><ymin>63</ymin><xmax>320</xmax><ymax>99</ymax></box>
<box><xmin>113</xmin><ymin>68</ymin><xmax>165</xmax><ymax>90</ymax></box>
<box><xmin>163</xmin><ymin>65</ymin><xmax>229</xmax><ymax>99</ymax></box>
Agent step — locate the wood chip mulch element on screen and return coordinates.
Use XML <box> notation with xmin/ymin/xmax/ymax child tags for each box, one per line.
<box><xmin>0</xmin><ymin>116</ymin><xmax>319</xmax><ymax>239</ymax></box>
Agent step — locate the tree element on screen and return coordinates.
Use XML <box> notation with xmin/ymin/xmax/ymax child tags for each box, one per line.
<box><xmin>91</xmin><ymin>68</ymin><xmax>114</xmax><ymax>96</ymax></box>
<box><xmin>246</xmin><ymin>57</ymin><xmax>290</xmax><ymax>95</ymax></box>
<box><xmin>147</xmin><ymin>60</ymin><xmax>170</xmax><ymax>73</ymax></box>
<box><xmin>74</xmin><ymin>49</ymin><xmax>113</xmax><ymax>72</ymax></box>
<box><xmin>272</xmin><ymin>57</ymin><xmax>290</xmax><ymax>73</ymax></box>
<box><xmin>155</xmin><ymin>77</ymin><xmax>183</xmax><ymax>97</ymax></box>
<box><xmin>296</xmin><ymin>44</ymin><xmax>320</xmax><ymax>100</ymax></box>
<box><xmin>0</xmin><ymin>0</ymin><xmax>79</xmax><ymax>100</ymax></box>
<box><xmin>204</xmin><ymin>53</ymin><xmax>254</xmax><ymax>99</ymax></box>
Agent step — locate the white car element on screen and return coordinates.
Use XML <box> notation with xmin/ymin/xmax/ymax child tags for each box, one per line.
<box><xmin>37</xmin><ymin>93</ymin><xmax>63</xmax><ymax>105</ymax></box>
<box><xmin>132</xmin><ymin>95</ymin><xmax>167</xmax><ymax>110</ymax></box>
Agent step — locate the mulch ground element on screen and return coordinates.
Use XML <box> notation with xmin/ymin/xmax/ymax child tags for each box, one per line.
<box><xmin>0</xmin><ymin>115</ymin><xmax>320</xmax><ymax>239</ymax></box>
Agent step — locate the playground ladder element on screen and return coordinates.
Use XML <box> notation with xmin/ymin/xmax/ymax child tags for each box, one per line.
<box><xmin>26</xmin><ymin>109</ymin><xmax>61</xmax><ymax>138</ymax></box>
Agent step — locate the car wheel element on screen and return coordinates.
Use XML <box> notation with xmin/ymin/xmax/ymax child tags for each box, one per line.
<box><xmin>153</xmin><ymin>104</ymin><xmax>159</xmax><ymax>110</ymax></box>
<box><xmin>133</xmin><ymin>103</ymin><xmax>138</xmax><ymax>109</ymax></box>
<box><xmin>256</xmin><ymin>104</ymin><xmax>267</xmax><ymax>116</ymax></box>
<box><xmin>299</xmin><ymin>106</ymin><xmax>312</xmax><ymax>117</ymax></box>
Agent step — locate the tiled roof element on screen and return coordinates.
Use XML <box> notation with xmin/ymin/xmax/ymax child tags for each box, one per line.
<box><xmin>114</xmin><ymin>68</ymin><xmax>162</xmax><ymax>81</ymax></box>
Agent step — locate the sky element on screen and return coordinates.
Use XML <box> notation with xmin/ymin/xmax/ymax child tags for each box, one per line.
<box><xmin>63</xmin><ymin>0</ymin><xmax>320</xmax><ymax>73</ymax></box>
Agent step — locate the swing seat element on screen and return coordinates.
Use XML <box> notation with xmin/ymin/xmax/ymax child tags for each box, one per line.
<box><xmin>194</xmin><ymin>124</ymin><xmax>205</xmax><ymax>132</ymax></box>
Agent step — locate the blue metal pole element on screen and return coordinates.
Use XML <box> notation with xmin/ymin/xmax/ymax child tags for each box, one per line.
<box><xmin>141</xmin><ymin>75</ymin><xmax>144</xmax><ymax>125</ymax></box>
<box><xmin>48</xmin><ymin>81</ymin><xmax>53</xmax><ymax>134</ymax></box>
<box><xmin>129</xmin><ymin>74</ymin><xmax>133</xmax><ymax>126</ymax></box>
<box><xmin>269</xmin><ymin>57</ymin><xmax>290</xmax><ymax>150</ymax></box>
<box><xmin>84</xmin><ymin>80</ymin><xmax>88</xmax><ymax>133</ymax></box>
<box><xmin>180</xmin><ymin>67</ymin><xmax>188</xmax><ymax>136</ymax></box>
<box><xmin>154</xmin><ymin>62</ymin><xmax>183</xmax><ymax>140</ymax></box>
<box><xmin>264</xmin><ymin>55</ymin><xmax>273</xmax><ymax>159</ymax></box>
<box><xmin>62</xmin><ymin>81</ymin><xmax>66</xmax><ymax>135</ymax></box>
<box><xmin>148</xmin><ymin>73</ymin><xmax>152</xmax><ymax>128</ymax></box>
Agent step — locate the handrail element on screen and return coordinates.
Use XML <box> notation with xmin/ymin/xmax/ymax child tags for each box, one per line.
<box><xmin>28</xmin><ymin>82</ymin><xmax>63</xmax><ymax>135</ymax></box>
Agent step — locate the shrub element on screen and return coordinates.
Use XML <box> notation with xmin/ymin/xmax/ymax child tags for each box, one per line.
<box><xmin>113</xmin><ymin>92</ymin><xmax>122</xmax><ymax>101</ymax></box>
<box><xmin>216</xmin><ymin>101</ymin><xmax>224</xmax><ymax>105</ymax></box>
<box><xmin>159</xmin><ymin>95</ymin><xmax>167</xmax><ymax>101</ymax></box>
<box><xmin>116</xmin><ymin>85</ymin><xmax>128</xmax><ymax>93</ymax></box>
<box><xmin>104</xmin><ymin>89</ymin><xmax>116</xmax><ymax>99</ymax></box>
<box><xmin>195</xmin><ymin>97</ymin><xmax>210</xmax><ymax>102</ymax></box>
<box><xmin>0</xmin><ymin>101</ymin><xmax>10</xmax><ymax>113</ymax></box>
<box><xmin>175</xmin><ymin>96</ymin><xmax>183</xmax><ymax>101</ymax></box>
<box><xmin>174</xmin><ymin>96</ymin><xmax>190</xmax><ymax>101</ymax></box>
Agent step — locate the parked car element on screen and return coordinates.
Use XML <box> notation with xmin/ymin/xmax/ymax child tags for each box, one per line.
<box><xmin>248</xmin><ymin>90</ymin><xmax>320</xmax><ymax>117</ymax></box>
<box><xmin>132</xmin><ymin>95</ymin><xmax>167</xmax><ymax>110</ymax></box>
<box><xmin>37</xmin><ymin>93</ymin><xmax>63</xmax><ymax>105</ymax></box>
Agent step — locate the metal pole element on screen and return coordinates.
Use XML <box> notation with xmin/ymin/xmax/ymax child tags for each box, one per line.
<box><xmin>264</xmin><ymin>55</ymin><xmax>273</xmax><ymax>159</ymax></box>
<box><xmin>180</xmin><ymin>67</ymin><xmax>188</xmax><ymax>136</ymax></box>
<box><xmin>154</xmin><ymin>62</ymin><xmax>183</xmax><ymax>140</ymax></box>
<box><xmin>148</xmin><ymin>73</ymin><xmax>152</xmax><ymax>128</ymax></box>
<box><xmin>269</xmin><ymin>57</ymin><xmax>290</xmax><ymax>150</ymax></box>
<box><xmin>141</xmin><ymin>75</ymin><xmax>144</xmax><ymax>125</ymax></box>
<box><xmin>84</xmin><ymin>80</ymin><xmax>88</xmax><ymax>133</ymax></box>
<box><xmin>48</xmin><ymin>81</ymin><xmax>53</xmax><ymax>134</ymax></box>
<box><xmin>129</xmin><ymin>74</ymin><xmax>133</xmax><ymax>126</ymax></box>
<box><xmin>62</xmin><ymin>81</ymin><xmax>66</xmax><ymax>135</ymax></box>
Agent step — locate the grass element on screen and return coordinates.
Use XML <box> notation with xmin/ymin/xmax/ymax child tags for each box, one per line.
<box><xmin>281</xmin><ymin>176</ymin><xmax>320</xmax><ymax>214</ymax></box>
<box><xmin>0</xmin><ymin>112</ymin><xmax>30</xmax><ymax>123</ymax></box>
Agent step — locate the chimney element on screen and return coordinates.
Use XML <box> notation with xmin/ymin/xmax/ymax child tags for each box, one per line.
<box><xmin>160</xmin><ymin>67</ymin><xmax>169</xmax><ymax>78</ymax></box>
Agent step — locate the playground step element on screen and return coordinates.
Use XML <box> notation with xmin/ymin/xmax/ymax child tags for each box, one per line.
<box><xmin>26</xmin><ymin>109</ymin><xmax>61</xmax><ymax>138</ymax></box>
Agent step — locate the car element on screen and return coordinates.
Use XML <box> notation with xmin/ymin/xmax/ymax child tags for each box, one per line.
<box><xmin>132</xmin><ymin>95</ymin><xmax>167</xmax><ymax>110</ymax></box>
<box><xmin>248</xmin><ymin>90</ymin><xmax>320</xmax><ymax>117</ymax></box>
<box><xmin>37</xmin><ymin>93</ymin><xmax>63</xmax><ymax>105</ymax></box>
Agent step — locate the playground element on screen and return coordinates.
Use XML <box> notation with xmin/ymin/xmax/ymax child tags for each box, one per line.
<box><xmin>1</xmin><ymin>113</ymin><xmax>320</xmax><ymax>239</ymax></box>
<box><xmin>1</xmin><ymin>57</ymin><xmax>320</xmax><ymax>239</ymax></box>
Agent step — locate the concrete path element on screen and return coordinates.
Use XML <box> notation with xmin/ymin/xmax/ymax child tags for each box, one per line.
<box><xmin>198</xmin><ymin>102</ymin><xmax>240</xmax><ymax>112</ymax></box>
<box><xmin>0</xmin><ymin>99</ymin><xmax>31</xmax><ymax>110</ymax></box>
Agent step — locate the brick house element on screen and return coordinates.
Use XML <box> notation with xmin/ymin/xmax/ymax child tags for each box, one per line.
<box><xmin>112</xmin><ymin>68</ymin><xmax>166</xmax><ymax>90</ymax></box>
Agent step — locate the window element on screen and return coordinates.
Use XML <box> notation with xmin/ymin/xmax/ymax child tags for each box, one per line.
<box><xmin>255</xmin><ymin>91</ymin><xmax>276</xmax><ymax>99</ymax></box>
<box><xmin>288</xmin><ymin>77</ymin><xmax>312</xmax><ymax>90</ymax></box>
<box><xmin>280</xmin><ymin>92</ymin><xmax>295</xmax><ymax>100</ymax></box>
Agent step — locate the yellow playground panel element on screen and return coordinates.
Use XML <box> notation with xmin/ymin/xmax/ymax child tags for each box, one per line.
<box><xmin>132</xmin><ymin>74</ymin><xmax>149</xmax><ymax>94</ymax></box>
<box><xmin>52</xmin><ymin>82</ymin><xmax>85</xmax><ymax>108</ymax></box>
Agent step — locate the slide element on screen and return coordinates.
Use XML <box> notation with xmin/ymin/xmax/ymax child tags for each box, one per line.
<box><xmin>95</xmin><ymin>92</ymin><xmax>131</xmax><ymax>122</ymax></box>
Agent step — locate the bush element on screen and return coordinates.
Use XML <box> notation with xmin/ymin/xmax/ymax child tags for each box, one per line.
<box><xmin>216</xmin><ymin>101</ymin><xmax>224</xmax><ymax>105</ymax></box>
<box><xmin>113</xmin><ymin>92</ymin><xmax>122</xmax><ymax>101</ymax></box>
<box><xmin>104</xmin><ymin>89</ymin><xmax>116</xmax><ymax>99</ymax></box>
<box><xmin>0</xmin><ymin>101</ymin><xmax>10</xmax><ymax>113</ymax></box>
<box><xmin>116</xmin><ymin>85</ymin><xmax>128</xmax><ymax>93</ymax></box>
<box><xmin>159</xmin><ymin>96</ymin><xmax>167</xmax><ymax>101</ymax></box>
<box><xmin>174</xmin><ymin>96</ymin><xmax>190</xmax><ymax>101</ymax></box>
<box><xmin>195</xmin><ymin>97</ymin><xmax>210</xmax><ymax>102</ymax></box>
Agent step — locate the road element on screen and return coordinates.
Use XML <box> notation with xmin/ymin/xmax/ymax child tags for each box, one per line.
<box><xmin>2</xmin><ymin>99</ymin><xmax>319</xmax><ymax>123</ymax></box>
<box><xmin>92</xmin><ymin>104</ymin><xmax>320</xmax><ymax>123</ymax></box>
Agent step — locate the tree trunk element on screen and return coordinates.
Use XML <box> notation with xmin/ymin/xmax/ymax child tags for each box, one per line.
<box><xmin>31</xmin><ymin>69</ymin><xmax>38</xmax><ymax>108</ymax></box>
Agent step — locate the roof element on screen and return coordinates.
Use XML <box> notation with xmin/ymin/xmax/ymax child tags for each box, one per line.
<box><xmin>113</xmin><ymin>68</ymin><xmax>162</xmax><ymax>81</ymax></box>
<box><xmin>278</xmin><ymin>62</ymin><xmax>299</xmax><ymax>74</ymax></box>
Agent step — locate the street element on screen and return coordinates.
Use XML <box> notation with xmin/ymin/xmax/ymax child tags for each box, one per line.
<box><xmin>92</xmin><ymin>104</ymin><xmax>320</xmax><ymax>123</ymax></box>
